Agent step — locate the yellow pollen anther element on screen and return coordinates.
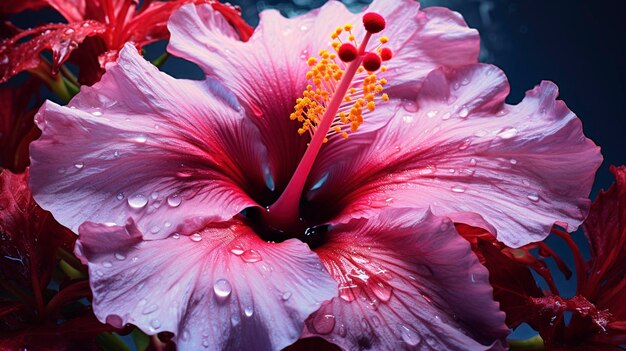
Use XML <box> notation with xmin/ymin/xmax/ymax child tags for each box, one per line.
<box><xmin>290</xmin><ymin>23</ymin><xmax>391</xmax><ymax>141</ymax></box>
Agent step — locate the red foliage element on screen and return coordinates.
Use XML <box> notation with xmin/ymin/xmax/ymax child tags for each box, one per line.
<box><xmin>0</xmin><ymin>0</ymin><xmax>253</xmax><ymax>85</ymax></box>
<box><xmin>460</xmin><ymin>165</ymin><xmax>626</xmax><ymax>349</ymax></box>
<box><xmin>0</xmin><ymin>169</ymin><xmax>111</xmax><ymax>350</ymax></box>
<box><xmin>0</xmin><ymin>80</ymin><xmax>42</xmax><ymax>172</ymax></box>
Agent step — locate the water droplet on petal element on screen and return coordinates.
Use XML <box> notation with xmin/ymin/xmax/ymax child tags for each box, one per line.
<box><xmin>244</xmin><ymin>306</ymin><xmax>254</xmax><ymax>317</ymax></box>
<box><xmin>91</xmin><ymin>111</ymin><xmax>102</xmax><ymax>116</ymax></box>
<box><xmin>469</xmin><ymin>158</ymin><xmax>477</xmax><ymax>166</ymax></box>
<box><xmin>74</xmin><ymin>162</ymin><xmax>84</xmax><ymax>169</ymax></box>
<box><xmin>114</xmin><ymin>253</ymin><xmax>126</xmax><ymax>261</ymax></box>
<box><xmin>241</xmin><ymin>249</ymin><xmax>262</xmax><ymax>263</ymax></box>
<box><xmin>230</xmin><ymin>246</ymin><xmax>244</xmax><ymax>255</ymax></box>
<box><xmin>172</xmin><ymin>233</ymin><xmax>180</xmax><ymax>239</ymax></box>
<box><xmin>213</xmin><ymin>279</ymin><xmax>232</xmax><ymax>299</ymax></box>
<box><xmin>150</xmin><ymin>226</ymin><xmax>160</xmax><ymax>234</ymax></box>
<box><xmin>402</xmin><ymin>115</ymin><xmax>415</xmax><ymax>123</ymax></box>
<box><xmin>135</xmin><ymin>135</ymin><xmax>147</xmax><ymax>143</ymax></box>
<box><xmin>190</xmin><ymin>233</ymin><xmax>202</xmax><ymax>242</ymax></box>
<box><xmin>510</xmin><ymin>158</ymin><xmax>518</xmax><ymax>165</ymax></box>
<box><xmin>128</xmin><ymin>194</ymin><xmax>148</xmax><ymax>209</ymax></box>
<box><xmin>312</xmin><ymin>313</ymin><xmax>336</xmax><ymax>334</ymax></box>
<box><xmin>116</xmin><ymin>193</ymin><xmax>124</xmax><ymax>201</ymax></box>
<box><xmin>497</xmin><ymin>127</ymin><xmax>518</xmax><ymax>139</ymax></box>
<box><xmin>150</xmin><ymin>319</ymin><xmax>161</xmax><ymax>329</ymax></box>
<box><xmin>459</xmin><ymin>107</ymin><xmax>469</xmax><ymax>118</ymax></box>
<box><xmin>281</xmin><ymin>292</ymin><xmax>292</xmax><ymax>301</ymax></box>
<box><xmin>398</xmin><ymin>324</ymin><xmax>421</xmax><ymax>346</ymax></box>
<box><xmin>451</xmin><ymin>185</ymin><xmax>466</xmax><ymax>193</ymax></box>
<box><xmin>370</xmin><ymin>281</ymin><xmax>393</xmax><ymax>302</ymax></box>
<box><xmin>102</xmin><ymin>261</ymin><xmax>112</xmax><ymax>268</ymax></box>
<box><xmin>527</xmin><ymin>193</ymin><xmax>540</xmax><ymax>202</ymax></box>
<box><xmin>426</xmin><ymin>110</ymin><xmax>437</xmax><ymax>118</ymax></box>
<box><xmin>167</xmin><ymin>194</ymin><xmax>182</xmax><ymax>207</ymax></box>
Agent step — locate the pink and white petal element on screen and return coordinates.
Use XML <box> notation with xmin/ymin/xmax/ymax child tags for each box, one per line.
<box><xmin>365</xmin><ymin>0</ymin><xmax>480</xmax><ymax>97</ymax></box>
<box><xmin>304</xmin><ymin>208</ymin><xmax>508</xmax><ymax>350</ymax></box>
<box><xmin>166</xmin><ymin>1</ymin><xmax>478</xmax><ymax>188</ymax></box>
<box><xmin>76</xmin><ymin>218</ymin><xmax>337</xmax><ymax>351</ymax></box>
<box><xmin>30</xmin><ymin>44</ymin><xmax>268</xmax><ymax>237</ymax></box>
<box><xmin>309</xmin><ymin>64</ymin><xmax>601</xmax><ymax>247</ymax></box>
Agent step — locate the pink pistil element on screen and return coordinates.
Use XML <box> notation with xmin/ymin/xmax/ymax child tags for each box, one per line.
<box><xmin>264</xmin><ymin>32</ymin><xmax>373</xmax><ymax>233</ymax></box>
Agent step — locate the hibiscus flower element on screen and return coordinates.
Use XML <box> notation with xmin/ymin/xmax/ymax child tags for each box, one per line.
<box><xmin>28</xmin><ymin>0</ymin><xmax>601</xmax><ymax>349</ymax></box>
<box><xmin>0</xmin><ymin>0</ymin><xmax>252</xmax><ymax>86</ymax></box>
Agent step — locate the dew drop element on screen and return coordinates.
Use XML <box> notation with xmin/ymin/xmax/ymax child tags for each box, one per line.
<box><xmin>213</xmin><ymin>279</ymin><xmax>232</xmax><ymax>299</ymax></box>
<box><xmin>134</xmin><ymin>135</ymin><xmax>147</xmax><ymax>143</ymax></box>
<box><xmin>527</xmin><ymin>193</ymin><xmax>540</xmax><ymax>202</ymax></box>
<box><xmin>244</xmin><ymin>306</ymin><xmax>254</xmax><ymax>317</ymax></box>
<box><xmin>202</xmin><ymin>339</ymin><xmax>210</xmax><ymax>347</ymax></box>
<box><xmin>102</xmin><ymin>261</ymin><xmax>112</xmax><ymax>268</ymax></box>
<box><xmin>150</xmin><ymin>226</ymin><xmax>160</xmax><ymax>234</ymax></box>
<box><xmin>338</xmin><ymin>324</ymin><xmax>347</xmax><ymax>337</ymax></box>
<box><xmin>497</xmin><ymin>127</ymin><xmax>518</xmax><ymax>139</ymax></box>
<box><xmin>116</xmin><ymin>193</ymin><xmax>124</xmax><ymax>201</ymax></box>
<box><xmin>398</xmin><ymin>324</ymin><xmax>421</xmax><ymax>346</ymax></box>
<box><xmin>190</xmin><ymin>233</ymin><xmax>202</xmax><ymax>242</ymax></box>
<box><xmin>172</xmin><ymin>233</ymin><xmax>180</xmax><ymax>239</ymax></box>
<box><xmin>150</xmin><ymin>319</ymin><xmax>161</xmax><ymax>329</ymax></box>
<box><xmin>441</xmin><ymin>112</ymin><xmax>451</xmax><ymax>120</ymax></box>
<box><xmin>469</xmin><ymin>158</ymin><xmax>477</xmax><ymax>166</ymax></box>
<box><xmin>74</xmin><ymin>161</ymin><xmax>84</xmax><ymax>169</ymax></box>
<box><xmin>281</xmin><ymin>292</ymin><xmax>292</xmax><ymax>301</ymax></box>
<box><xmin>451</xmin><ymin>185</ymin><xmax>466</xmax><ymax>193</ymax></box>
<box><xmin>167</xmin><ymin>194</ymin><xmax>182</xmax><ymax>207</ymax></box>
<box><xmin>402</xmin><ymin>115</ymin><xmax>414</xmax><ymax>123</ymax></box>
<box><xmin>91</xmin><ymin>111</ymin><xmax>102</xmax><ymax>116</ymax></box>
<box><xmin>510</xmin><ymin>158</ymin><xmax>518</xmax><ymax>165</ymax></box>
<box><xmin>127</xmin><ymin>194</ymin><xmax>148</xmax><ymax>209</ymax></box>
<box><xmin>426</xmin><ymin>110</ymin><xmax>437</xmax><ymax>118</ymax></box>
<box><xmin>241</xmin><ymin>249</ymin><xmax>262</xmax><ymax>263</ymax></box>
<box><xmin>312</xmin><ymin>313</ymin><xmax>336</xmax><ymax>334</ymax></box>
<box><xmin>370</xmin><ymin>282</ymin><xmax>393</xmax><ymax>302</ymax></box>
<box><xmin>230</xmin><ymin>246</ymin><xmax>244</xmax><ymax>255</ymax></box>
<box><xmin>150</xmin><ymin>191</ymin><xmax>159</xmax><ymax>200</ymax></box>
<box><xmin>114</xmin><ymin>253</ymin><xmax>126</xmax><ymax>261</ymax></box>
<box><xmin>402</xmin><ymin>100</ymin><xmax>418</xmax><ymax>112</ymax></box>
<box><xmin>459</xmin><ymin>107</ymin><xmax>469</xmax><ymax>118</ymax></box>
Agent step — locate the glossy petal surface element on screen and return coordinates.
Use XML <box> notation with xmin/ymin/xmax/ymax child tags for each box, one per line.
<box><xmin>305</xmin><ymin>209</ymin><xmax>507</xmax><ymax>350</ymax></box>
<box><xmin>30</xmin><ymin>45</ymin><xmax>268</xmax><ymax>236</ymax></box>
<box><xmin>309</xmin><ymin>64</ymin><xmax>601</xmax><ymax>247</ymax></box>
<box><xmin>76</xmin><ymin>219</ymin><xmax>337</xmax><ymax>351</ymax></box>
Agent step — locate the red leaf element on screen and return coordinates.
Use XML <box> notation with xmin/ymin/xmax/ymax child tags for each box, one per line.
<box><xmin>0</xmin><ymin>170</ymin><xmax>74</xmax><ymax>293</ymax></box>
<box><xmin>0</xmin><ymin>79</ymin><xmax>42</xmax><ymax>172</ymax></box>
<box><xmin>0</xmin><ymin>310</ymin><xmax>112</xmax><ymax>351</ymax></box>
<box><xmin>583</xmin><ymin>166</ymin><xmax>626</xmax><ymax>302</ymax></box>
<box><xmin>0</xmin><ymin>20</ymin><xmax>106</xmax><ymax>83</ymax></box>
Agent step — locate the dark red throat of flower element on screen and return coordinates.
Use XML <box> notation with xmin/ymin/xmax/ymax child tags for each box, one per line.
<box><xmin>262</xmin><ymin>12</ymin><xmax>392</xmax><ymax>234</ymax></box>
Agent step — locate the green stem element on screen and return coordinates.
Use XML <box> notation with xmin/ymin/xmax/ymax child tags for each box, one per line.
<box><xmin>151</xmin><ymin>52</ymin><xmax>170</xmax><ymax>68</ymax></box>
<box><xmin>508</xmin><ymin>335</ymin><xmax>544</xmax><ymax>350</ymax></box>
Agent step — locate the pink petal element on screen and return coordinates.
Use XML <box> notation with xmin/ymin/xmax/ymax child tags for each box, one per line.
<box><xmin>30</xmin><ymin>44</ymin><xmax>268</xmax><ymax>237</ymax></box>
<box><xmin>309</xmin><ymin>64</ymin><xmax>601</xmax><ymax>247</ymax></box>
<box><xmin>365</xmin><ymin>1</ymin><xmax>480</xmax><ymax>96</ymax></box>
<box><xmin>167</xmin><ymin>0</ymin><xmax>479</xmax><ymax>190</ymax></box>
<box><xmin>304</xmin><ymin>208</ymin><xmax>508</xmax><ymax>350</ymax></box>
<box><xmin>76</xmin><ymin>218</ymin><xmax>337</xmax><ymax>351</ymax></box>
